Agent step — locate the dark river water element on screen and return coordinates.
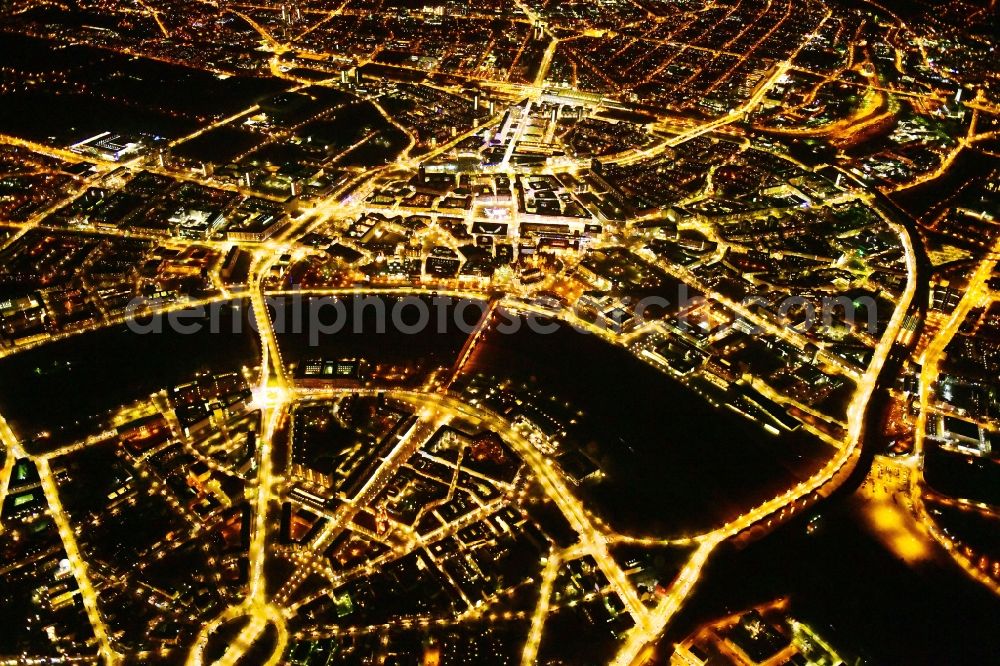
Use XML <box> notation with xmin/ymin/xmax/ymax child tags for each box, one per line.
<box><xmin>663</xmin><ymin>495</ymin><xmax>1000</xmax><ymax>665</ymax></box>
<box><xmin>0</xmin><ymin>300</ymin><xmax>258</xmax><ymax>442</ymax></box>
<box><xmin>466</xmin><ymin>314</ymin><xmax>831</xmax><ymax>536</ymax></box>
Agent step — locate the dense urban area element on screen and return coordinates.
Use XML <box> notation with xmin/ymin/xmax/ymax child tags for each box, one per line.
<box><xmin>0</xmin><ymin>0</ymin><xmax>997</xmax><ymax>664</ymax></box>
